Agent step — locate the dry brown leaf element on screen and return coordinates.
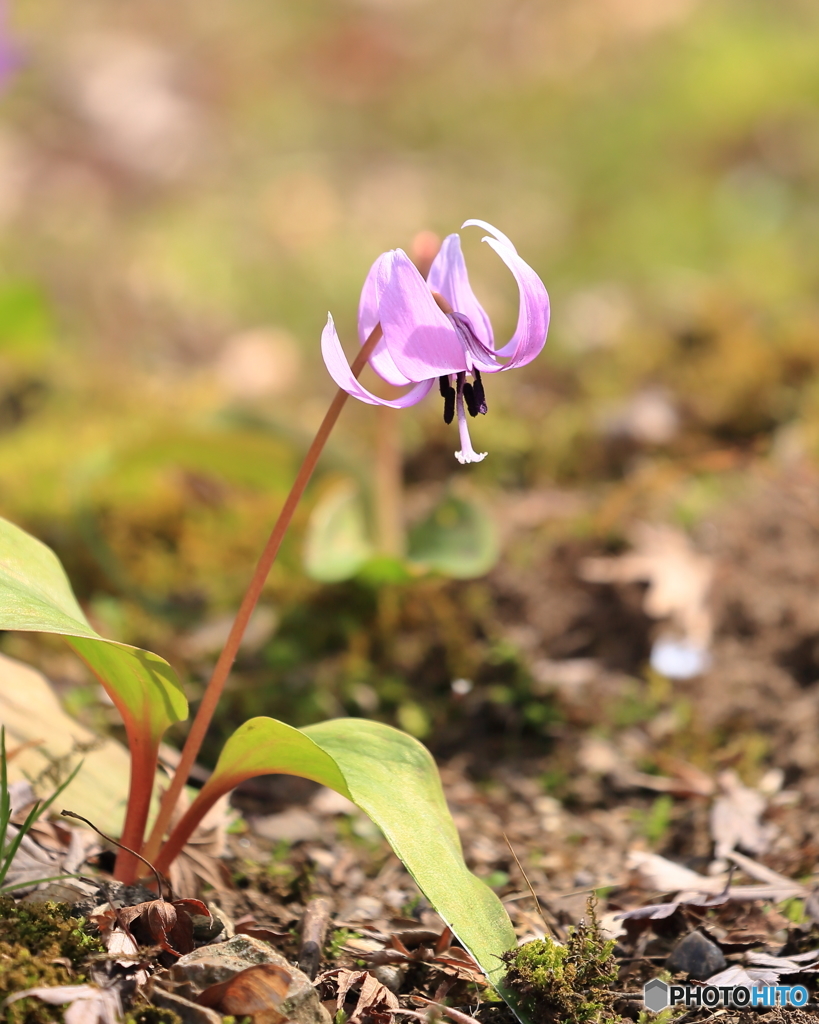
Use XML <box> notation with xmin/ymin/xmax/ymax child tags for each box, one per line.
<box><xmin>351</xmin><ymin>971</ymin><xmax>400</xmax><ymax>1023</ymax></box>
<box><xmin>323</xmin><ymin>967</ymin><xmax>400</xmax><ymax>1023</ymax></box>
<box><xmin>197</xmin><ymin>962</ymin><xmax>291</xmax><ymax>1023</ymax></box>
<box><xmin>710</xmin><ymin>769</ymin><xmax>776</xmax><ymax>860</ymax></box>
<box><xmin>120</xmin><ymin>897</ymin><xmax>211</xmax><ymax>957</ymax></box>
<box><xmin>234</xmin><ymin>913</ymin><xmax>290</xmax><ymax>942</ymax></box>
<box><xmin>708</xmin><ymin>949</ymin><xmax>819</xmax><ymax>988</ymax></box>
<box><xmin>580</xmin><ymin>523</ymin><xmax>713</xmax><ymax>648</ymax></box>
<box><xmin>410</xmin><ymin>995</ymin><xmax>480</xmax><ymax>1024</ymax></box>
<box><xmin>626</xmin><ymin>850</ymin><xmax>807</xmax><ymax>903</ymax></box>
<box><xmin>352</xmin><ymin>929</ymin><xmax>483</xmax><ymax>983</ymax></box>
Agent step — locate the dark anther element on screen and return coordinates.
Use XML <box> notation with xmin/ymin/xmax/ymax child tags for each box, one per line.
<box><xmin>440</xmin><ymin>376</ymin><xmax>455</xmax><ymax>424</ymax></box>
<box><xmin>472</xmin><ymin>369</ymin><xmax>487</xmax><ymax>415</ymax></box>
<box><xmin>463</xmin><ymin>381</ymin><xmax>480</xmax><ymax>417</ymax></box>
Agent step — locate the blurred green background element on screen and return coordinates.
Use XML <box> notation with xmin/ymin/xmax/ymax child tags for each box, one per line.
<box><xmin>2</xmin><ymin>0</ymin><xmax>819</xmax><ymax>761</ymax></box>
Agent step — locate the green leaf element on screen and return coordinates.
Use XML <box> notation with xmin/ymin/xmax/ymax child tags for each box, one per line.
<box><xmin>169</xmin><ymin>717</ymin><xmax>518</xmax><ymax>996</ymax></box>
<box><xmin>0</xmin><ymin>515</ymin><xmax>187</xmax><ymax>744</ymax></box>
<box><xmin>303</xmin><ymin>719</ymin><xmax>517</xmax><ymax>985</ymax></box>
<box><xmin>408</xmin><ymin>493</ymin><xmax>499</xmax><ymax>579</ymax></box>
<box><xmin>196</xmin><ymin>717</ymin><xmax>350</xmax><ymax>797</ymax></box>
<box><xmin>303</xmin><ymin>479</ymin><xmax>372</xmax><ymax>582</ymax></box>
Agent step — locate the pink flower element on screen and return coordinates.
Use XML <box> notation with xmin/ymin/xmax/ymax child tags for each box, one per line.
<box><xmin>0</xmin><ymin>1</ymin><xmax>20</xmax><ymax>87</ymax></box>
<box><xmin>322</xmin><ymin>220</ymin><xmax>550</xmax><ymax>464</ymax></box>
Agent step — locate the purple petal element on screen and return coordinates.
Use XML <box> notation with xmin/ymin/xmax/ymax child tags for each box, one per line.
<box><xmin>482</xmin><ymin>237</ymin><xmax>550</xmax><ymax>369</ymax></box>
<box><xmin>358</xmin><ymin>255</ymin><xmax>381</xmax><ymax>343</ymax></box>
<box><xmin>321</xmin><ymin>315</ymin><xmax>435</xmax><ymax>408</ymax></box>
<box><xmin>0</xmin><ymin>2</ymin><xmax>19</xmax><ymax>87</ymax></box>
<box><xmin>379</xmin><ymin>250</ymin><xmax>471</xmax><ymax>378</ymax></box>
<box><xmin>427</xmin><ymin>234</ymin><xmax>494</xmax><ymax>349</ymax></box>
<box><xmin>357</xmin><ymin>253</ymin><xmax>414</xmax><ymax>387</ymax></box>
<box><xmin>462</xmin><ymin>219</ymin><xmax>517</xmax><ymax>252</ymax></box>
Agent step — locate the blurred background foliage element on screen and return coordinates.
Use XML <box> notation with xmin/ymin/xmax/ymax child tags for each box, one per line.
<box><xmin>2</xmin><ymin>0</ymin><xmax>819</xmax><ymax>762</ymax></box>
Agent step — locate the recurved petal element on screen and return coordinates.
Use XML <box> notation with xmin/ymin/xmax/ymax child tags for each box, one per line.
<box><xmin>482</xmin><ymin>236</ymin><xmax>550</xmax><ymax>369</ymax></box>
<box><xmin>321</xmin><ymin>315</ymin><xmax>436</xmax><ymax>408</ymax></box>
<box><xmin>462</xmin><ymin>219</ymin><xmax>517</xmax><ymax>252</ymax></box>
<box><xmin>357</xmin><ymin>253</ymin><xmax>413</xmax><ymax>387</ymax></box>
<box><xmin>427</xmin><ymin>234</ymin><xmax>494</xmax><ymax>349</ymax></box>
<box><xmin>379</xmin><ymin>250</ymin><xmax>471</xmax><ymax>378</ymax></box>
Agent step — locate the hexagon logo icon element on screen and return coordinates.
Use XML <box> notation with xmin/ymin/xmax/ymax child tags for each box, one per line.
<box><xmin>644</xmin><ymin>979</ymin><xmax>670</xmax><ymax>1012</ymax></box>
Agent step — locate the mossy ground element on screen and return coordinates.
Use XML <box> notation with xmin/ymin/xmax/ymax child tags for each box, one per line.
<box><xmin>502</xmin><ymin>899</ymin><xmax>619</xmax><ymax>1023</ymax></box>
<box><xmin>0</xmin><ymin>897</ymin><xmax>104</xmax><ymax>1024</ymax></box>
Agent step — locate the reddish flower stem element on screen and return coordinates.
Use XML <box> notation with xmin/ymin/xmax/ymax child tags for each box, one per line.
<box><xmin>141</xmin><ymin>324</ymin><xmax>383</xmax><ymax>866</ymax></box>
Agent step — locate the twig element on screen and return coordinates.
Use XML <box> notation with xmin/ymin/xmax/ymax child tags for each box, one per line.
<box><xmin>299</xmin><ymin>896</ymin><xmax>333</xmax><ymax>980</ymax></box>
<box><xmin>502</xmin><ymin>832</ymin><xmax>546</xmax><ymax>926</ymax></box>
<box><xmin>410</xmin><ymin>995</ymin><xmax>479</xmax><ymax>1023</ymax></box>
<box><xmin>61</xmin><ymin>809</ymin><xmax>170</xmax><ymax>900</ymax></box>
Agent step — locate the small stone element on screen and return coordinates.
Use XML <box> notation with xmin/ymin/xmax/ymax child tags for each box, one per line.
<box><xmin>170</xmin><ymin>934</ymin><xmax>330</xmax><ymax>1024</ymax></box>
<box><xmin>190</xmin><ymin>912</ymin><xmax>224</xmax><ymax>943</ymax></box>
<box><xmin>373</xmin><ymin>964</ymin><xmax>406</xmax><ymax>993</ymax></box>
<box><xmin>666</xmin><ymin>930</ymin><xmax>726</xmax><ymax>979</ymax></box>
<box><xmin>22</xmin><ymin>879</ymin><xmax>101</xmax><ymax>906</ymax></box>
<box><xmin>150</xmin><ymin>986</ymin><xmax>222</xmax><ymax>1024</ymax></box>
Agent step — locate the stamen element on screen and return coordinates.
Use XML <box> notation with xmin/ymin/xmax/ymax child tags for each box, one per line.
<box><xmin>472</xmin><ymin>369</ymin><xmax>488</xmax><ymax>415</ymax></box>
<box><xmin>439</xmin><ymin>375</ymin><xmax>455</xmax><ymax>425</ymax></box>
<box><xmin>431</xmin><ymin>290</ymin><xmax>455</xmax><ymax>316</ymax></box>
<box><xmin>454</xmin><ymin>381</ymin><xmax>487</xmax><ymax>465</ymax></box>
<box><xmin>463</xmin><ymin>381</ymin><xmax>480</xmax><ymax>417</ymax></box>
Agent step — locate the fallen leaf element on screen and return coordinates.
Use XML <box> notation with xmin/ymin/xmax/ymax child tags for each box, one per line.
<box><xmin>707</xmin><ymin>949</ymin><xmax>819</xmax><ymax>988</ymax></box>
<box><xmin>3</xmin><ymin>984</ymin><xmax>121</xmax><ymax>1024</ymax></box>
<box><xmin>234</xmin><ymin>913</ymin><xmax>290</xmax><ymax>942</ymax></box>
<box><xmin>120</xmin><ymin>897</ymin><xmax>211</xmax><ymax>957</ymax></box>
<box><xmin>0</xmin><ymin>653</ymin><xmax>141</xmax><ymax>835</ymax></box>
<box><xmin>321</xmin><ymin>968</ymin><xmax>400</xmax><ymax>1024</ymax></box>
<box><xmin>710</xmin><ymin>770</ymin><xmax>776</xmax><ymax>860</ymax></box>
<box><xmin>410</xmin><ymin>994</ymin><xmax>483</xmax><ymax>1024</ymax></box>
<box><xmin>349</xmin><ymin>928</ymin><xmax>483</xmax><ymax>983</ymax></box>
<box><xmin>197</xmin><ymin>962</ymin><xmax>291</xmax><ymax>1023</ymax></box>
<box><xmin>625</xmin><ymin>850</ymin><xmax>806</xmax><ymax>903</ymax></box>
<box><xmin>351</xmin><ymin>971</ymin><xmax>400</xmax><ymax>1023</ymax></box>
<box><xmin>580</xmin><ymin>524</ymin><xmax>713</xmax><ymax>665</ymax></box>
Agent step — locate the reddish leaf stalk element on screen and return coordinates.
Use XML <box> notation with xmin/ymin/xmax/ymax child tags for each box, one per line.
<box><xmin>69</xmin><ymin>642</ymin><xmax>163</xmax><ymax>884</ymax></box>
<box><xmin>153</xmin><ymin>771</ymin><xmax>244</xmax><ymax>874</ymax></box>
<box><xmin>114</xmin><ymin>733</ymin><xmax>162</xmax><ymax>882</ymax></box>
<box><xmin>140</xmin><ymin>324</ymin><xmax>384</xmax><ymax>870</ymax></box>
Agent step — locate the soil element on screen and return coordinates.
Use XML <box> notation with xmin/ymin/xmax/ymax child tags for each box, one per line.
<box><xmin>212</xmin><ymin>464</ymin><xmax>819</xmax><ymax>1021</ymax></box>
<box><xmin>10</xmin><ymin>464</ymin><xmax>819</xmax><ymax>1023</ymax></box>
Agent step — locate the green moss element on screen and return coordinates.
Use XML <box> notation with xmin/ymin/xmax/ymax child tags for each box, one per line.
<box><xmin>502</xmin><ymin>898</ymin><xmax>619</xmax><ymax>1023</ymax></box>
<box><xmin>0</xmin><ymin>897</ymin><xmax>104</xmax><ymax>1024</ymax></box>
<box><xmin>327</xmin><ymin>927</ymin><xmax>359</xmax><ymax>960</ymax></box>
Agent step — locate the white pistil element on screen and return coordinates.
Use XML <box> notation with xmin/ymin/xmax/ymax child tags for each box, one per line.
<box><xmin>454</xmin><ymin>388</ymin><xmax>487</xmax><ymax>464</ymax></box>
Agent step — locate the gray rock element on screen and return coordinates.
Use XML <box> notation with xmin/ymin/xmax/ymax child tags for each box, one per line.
<box><xmin>170</xmin><ymin>934</ymin><xmax>330</xmax><ymax>1024</ymax></box>
<box><xmin>150</xmin><ymin>987</ymin><xmax>222</xmax><ymax>1024</ymax></box>
<box><xmin>666</xmin><ymin>930</ymin><xmax>726</xmax><ymax>979</ymax></box>
<box><xmin>21</xmin><ymin>879</ymin><xmax>101</xmax><ymax>907</ymax></box>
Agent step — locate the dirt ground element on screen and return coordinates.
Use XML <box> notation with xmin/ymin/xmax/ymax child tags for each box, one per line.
<box><xmin>193</xmin><ymin>463</ymin><xmax>819</xmax><ymax>1021</ymax></box>
<box><xmin>6</xmin><ymin>463</ymin><xmax>819</xmax><ymax>1023</ymax></box>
